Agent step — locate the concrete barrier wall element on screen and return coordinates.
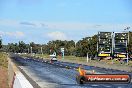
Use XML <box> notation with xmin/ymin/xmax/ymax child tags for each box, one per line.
<box><xmin>8</xmin><ymin>58</ymin><xmax>33</xmax><ymax>88</ymax></box>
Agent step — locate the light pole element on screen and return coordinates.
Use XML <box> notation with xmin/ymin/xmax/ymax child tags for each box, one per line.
<box><xmin>41</xmin><ymin>47</ymin><xmax>43</xmax><ymax>55</ymax></box>
<box><xmin>111</xmin><ymin>32</ymin><xmax>114</xmax><ymax>64</ymax></box>
<box><xmin>124</xmin><ymin>27</ymin><xmax>130</xmax><ymax>65</ymax></box>
<box><xmin>74</xmin><ymin>40</ymin><xmax>77</xmax><ymax>57</ymax></box>
<box><xmin>28</xmin><ymin>48</ymin><xmax>29</xmax><ymax>54</ymax></box>
<box><xmin>74</xmin><ymin>40</ymin><xmax>77</xmax><ymax>48</ymax></box>
<box><xmin>61</xmin><ymin>48</ymin><xmax>64</xmax><ymax>59</ymax></box>
<box><xmin>87</xmin><ymin>52</ymin><xmax>89</xmax><ymax>62</ymax></box>
<box><xmin>31</xmin><ymin>47</ymin><xmax>32</xmax><ymax>56</ymax></box>
<box><xmin>87</xmin><ymin>37</ymin><xmax>92</xmax><ymax>62</ymax></box>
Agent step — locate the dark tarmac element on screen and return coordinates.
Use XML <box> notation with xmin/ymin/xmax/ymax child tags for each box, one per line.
<box><xmin>12</xmin><ymin>56</ymin><xmax>132</xmax><ymax>88</ymax></box>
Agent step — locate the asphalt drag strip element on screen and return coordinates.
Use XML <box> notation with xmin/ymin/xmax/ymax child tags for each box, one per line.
<box><xmin>11</xmin><ymin>56</ymin><xmax>132</xmax><ymax>88</ymax></box>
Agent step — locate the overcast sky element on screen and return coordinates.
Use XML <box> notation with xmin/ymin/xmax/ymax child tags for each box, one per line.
<box><xmin>0</xmin><ymin>0</ymin><xmax>132</xmax><ymax>44</ymax></box>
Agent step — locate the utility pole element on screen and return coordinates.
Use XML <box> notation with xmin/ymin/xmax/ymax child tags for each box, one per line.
<box><xmin>61</xmin><ymin>48</ymin><xmax>64</xmax><ymax>59</ymax></box>
<box><xmin>74</xmin><ymin>40</ymin><xmax>77</xmax><ymax>48</ymax></box>
<box><xmin>41</xmin><ymin>47</ymin><xmax>43</xmax><ymax>55</ymax></box>
<box><xmin>74</xmin><ymin>40</ymin><xmax>77</xmax><ymax>57</ymax></box>
<box><xmin>126</xmin><ymin>40</ymin><xmax>129</xmax><ymax>65</ymax></box>
<box><xmin>124</xmin><ymin>27</ymin><xmax>130</xmax><ymax>65</ymax></box>
<box><xmin>87</xmin><ymin>53</ymin><xmax>89</xmax><ymax>62</ymax></box>
<box><xmin>28</xmin><ymin>48</ymin><xmax>29</xmax><ymax>54</ymax></box>
<box><xmin>111</xmin><ymin>32</ymin><xmax>114</xmax><ymax>64</ymax></box>
<box><xmin>31</xmin><ymin>47</ymin><xmax>32</xmax><ymax>56</ymax></box>
<box><xmin>97</xmin><ymin>32</ymin><xmax>99</xmax><ymax>60</ymax></box>
<box><xmin>0</xmin><ymin>36</ymin><xmax>2</xmax><ymax>49</ymax></box>
<box><xmin>87</xmin><ymin>37</ymin><xmax>92</xmax><ymax>62</ymax></box>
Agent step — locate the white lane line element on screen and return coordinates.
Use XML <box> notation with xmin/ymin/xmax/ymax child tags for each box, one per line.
<box><xmin>104</xmin><ymin>85</ymin><xmax>112</xmax><ymax>87</ymax></box>
<box><xmin>91</xmin><ymin>84</ymin><xmax>99</xmax><ymax>87</ymax></box>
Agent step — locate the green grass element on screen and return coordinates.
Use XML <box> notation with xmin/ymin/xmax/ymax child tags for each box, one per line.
<box><xmin>129</xmin><ymin>61</ymin><xmax>132</xmax><ymax>66</ymax></box>
<box><xmin>0</xmin><ymin>52</ymin><xmax>8</xmax><ymax>68</ymax></box>
<box><xmin>20</xmin><ymin>53</ymin><xmax>50</xmax><ymax>60</ymax></box>
<box><xmin>0</xmin><ymin>52</ymin><xmax>9</xmax><ymax>88</ymax></box>
<box><xmin>58</xmin><ymin>56</ymin><xmax>132</xmax><ymax>66</ymax></box>
<box><xmin>35</xmin><ymin>54</ymin><xmax>49</xmax><ymax>58</ymax></box>
<box><xmin>21</xmin><ymin>53</ymin><xmax>132</xmax><ymax>66</ymax></box>
<box><xmin>63</xmin><ymin>56</ymin><xmax>87</xmax><ymax>62</ymax></box>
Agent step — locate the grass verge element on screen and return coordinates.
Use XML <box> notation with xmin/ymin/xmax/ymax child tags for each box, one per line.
<box><xmin>0</xmin><ymin>52</ymin><xmax>8</xmax><ymax>88</ymax></box>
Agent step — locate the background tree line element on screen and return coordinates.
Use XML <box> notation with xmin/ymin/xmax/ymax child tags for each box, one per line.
<box><xmin>0</xmin><ymin>32</ymin><xmax>132</xmax><ymax>58</ymax></box>
<box><xmin>0</xmin><ymin>34</ymin><xmax>98</xmax><ymax>58</ymax></box>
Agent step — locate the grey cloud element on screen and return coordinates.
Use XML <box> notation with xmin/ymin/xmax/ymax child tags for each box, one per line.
<box><xmin>41</xmin><ymin>23</ymin><xmax>48</xmax><ymax>27</ymax></box>
<box><xmin>20</xmin><ymin>22</ymin><xmax>36</xmax><ymax>26</ymax></box>
<box><xmin>94</xmin><ymin>25</ymin><xmax>102</xmax><ymax>27</ymax></box>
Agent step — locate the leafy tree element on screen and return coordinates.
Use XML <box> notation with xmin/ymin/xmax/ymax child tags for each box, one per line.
<box><xmin>19</xmin><ymin>41</ymin><xmax>26</xmax><ymax>53</ymax></box>
<box><xmin>7</xmin><ymin>41</ymin><xmax>28</xmax><ymax>53</ymax></box>
<box><xmin>8</xmin><ymin>43</ymin><xmax>17</xmax><ymax>53</ymax></box>
<box><xmin>2</xmin><ymin>31</ymin><xmax>132</xmax><ymax>58</ymax></box>
<box><xmin>30</xmin><ymin>42</ymin><xmax>41</xmax><ymax>54</ymax></box>
<box><xmin>45</xmin><ymin>40</ymin><xmax>75</xmax><ymax>56</ymax></box>
<box><xmin>0</xmin><ymin>37</ymin><xmax>2</xmax><ymax>49</ymax></box>
<box><xmin>76</xmin><ymin>35</ymin><xmax>97</xmax><ymax>58</ymax></box>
